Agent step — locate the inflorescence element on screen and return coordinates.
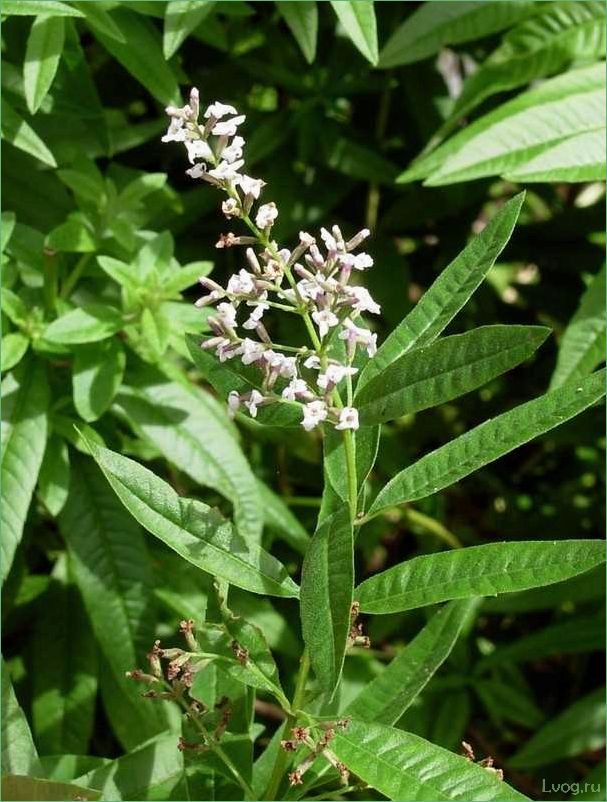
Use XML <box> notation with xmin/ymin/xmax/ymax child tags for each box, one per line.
<box><xmin>162</xmin><ymin>89</ymin><xmax>380</xmax><ymax>433</ymax></box>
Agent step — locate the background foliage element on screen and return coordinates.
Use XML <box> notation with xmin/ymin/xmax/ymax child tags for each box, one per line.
<box><xmin>1</xmin><ymin>1</ymin><xmax>605</xmax><ymax>800</ymax></box>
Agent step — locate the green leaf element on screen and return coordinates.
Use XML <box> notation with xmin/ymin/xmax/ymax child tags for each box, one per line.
<box><xmin>114</xmin><ymin>370</ymin><xmax>264</xmax><ymax>543</ymax></box>
<box><xmin>359</xmin><ymin>193</ymin><xmax>525</xmax><ymax>388</ymax></box>
<box><xmin>43</xmin><ymin>304</ymin><xmax>124</xmax><ymax>344</ymax></box>
<box><xmin>59</xmin><ymin>454</ymin><xmax>169</xmax><ymax>750</ymax></box>
<box><xmin>1</xmin><ymin>358</ymin><xmax>49</xmax><ymax>581</ymax></box>
<box><xmin>140</xmin><ymin>306</ymin><xmax>171</xmax><ymax>357</ymax></box>
<box><xmin>117</xmin><ymin>172</ymin><xmax>167</xmax><ymax>209</ymax></box>
<box><xmin>276</xmin><ymin>1</ymin><xmax>318</xmax><ymax>64</ymax></box>
<box><xmin>24</xmin><ymin>15</ymin><xmax>65</xmax><ymax>115</ymax></box>
<box><xmin>37</xmin><ymin>434</ymin><xmax>70</xmax><ymax>516</ymax></box>
<box><xmin>330</xmin><ymin>0</ymin><xmax>378</xmax><ymax>65</ymax></box>
<box><xmin>1</xmin><ymin>289</ymin><xmax>28</xmax><ymax>325</ymax></box>
<box><xmin>355</xmin><ymin>324</ymin><xmax>550</xmax><ymax>426</ymax></box>
<box><xmin>550</xmin><ymin>265</ymin><xmax>606</xmax><ymax>389</ymax></box>
<box><xmin>31</xmin><ymin>577</ymin><xmax>97</xmax><ymax>754</ymax></box>
<box><xmin>73</xmin><ymin>732</ymin><xmax>183</xmax><ymax>800</ymax></box>
<box><xmin>46</xmin><ymin>216</ymin><xmax>96</xmax><ymax>252</ymax></box>
<box><xmin>1</xmin><ymin>211</ymin><xmax>16</xmax><ymax>253</ymax></box>
<box><xmin>256</xmin><ymin>479</ymin><xmax>309</xmax><ymax>554</ymax></box>
<box><xmin>2</xmin><ymin>0</ymin><xmax>84</xmax><ymax>16</ymax></box>
<box><xmin>186</xmin><ymin>334</ymin><xmax>303</xmax><ymax>428</ymax></box>
<box><xmin>73</xmin><ymin>1</ymin><xmax>127</xmax><ymax>42</ymax></box>
<box><xmin>425</xmin><ymin>63</ymin><xmax>605</xmax><ymax>186</ymax></box>
<box><xmin>1</xmin><ymin>98</ymin><xmax>57</xmax><ymax>167</ymax></box>
<box><xmin>378</xmin><ymin>1</ymin><xmax>534</xmax><ymax>68</ymax></box>
<box><xmin>1</xmin><ymin>332</ymin><xmax>29</xmax><ymax>373</ymax></box>
<box><xmin>447</xmin><ymin>2</ymin><xmax>606</xmax><ymax>129</ymax></box>
<box><xmin>480</xmin><ymin>612</ymin><xmax>605</xmax><ymax>667</ymax></box>
<box><xmin>82</xmin><ymin>435</ymin><xmax>299</xmax><ymax>599</ymax></box>
<box><xmin>509</xmin><ymin>687</ymin><xmax>606</xmax><ymax>769</ymax></box>
<box><xmin>505</xmin><ymin>127</ymin><xmax>606</xmax><ymax>182</ymax></box>
<box><xmin>369</xmin><ymin>368</ymin><xmax>606</xmax><ymax>516</ymax></box>
<box><xmin>1</xmin><ymin>658</ymin><xmax>41</xmax><ymax>776</ymax></box>
<box><xmin>163</xmin><ymin>0</ymin><xmax>215</xmax><ymax>59</ymax></box>
<box><xmin>96</xmin><ymin>255</ymin><xmax>138</xmax><ymax>289</ymax></box>
<box><xmin>163</xmin><ymin>260</ymin><xmax>213</xmax><ymax>294</ymax></box>
<box><xmin>356</xmin><ymin>540</ymin><xmax>606</xmax><ymax>614</ymax></box>
<box><xmin>88</xmin><ymin>8</ymin><xmax>181</xmax><ymax>105</ymax></box>
<box><xmin>72</xmin><ymin>339</ymin><xmax>126</xmax><ymax>422</ymax></box>
<box><xmin>300</xmin><ymin>503</ymin><xmax>353</xmax><ymax>694</ymax></box>
<box><xmin>346</xmin><ymin>599</ymin><xmax>478</xmax><ymax>723</ymax></box>
<box><xmin>1</xmin><ymin>776</ymin><xmax>100</xmax><ymax>802</ymax></box>
<box><xmin>330</xmin><ymin>719</ymin><xmax>527</xmax><ymax>800</ymax></box>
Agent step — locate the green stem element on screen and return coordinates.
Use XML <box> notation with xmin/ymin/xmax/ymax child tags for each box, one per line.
<box><xmin>43</xmin><ymin>249</ymin><xmax>59</xmax><ymax>316</ymax></box>
<box><xmin>342</xmin><ymin>429</ymin><xmax>358</xmax><ymax>520</ymax></box>
<box><xmin>403</xmin><ymin>506</ymin><xmax>462</xmax><ymax>549</ymax></box>
<box><xmin>60</xmin><ymin>253</ymin><xmax>91</xmax><ymax>299</ymax></box>
<box><xmin>263</xmin><ymin>649</ymin><xmax>311</xmax><ymax>800</ymax></box>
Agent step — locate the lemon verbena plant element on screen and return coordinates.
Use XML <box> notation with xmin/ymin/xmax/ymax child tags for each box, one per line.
<box><xmin>74</xmin><ymin>89</ymin><xmax>606</xmax><ymax>802</ymax></box>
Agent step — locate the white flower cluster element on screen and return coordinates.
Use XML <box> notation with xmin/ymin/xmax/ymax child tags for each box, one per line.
<box><xmin>162</xmin><ymin>89</ymin><xmax>381</xmax><ymax>433</ymax></box>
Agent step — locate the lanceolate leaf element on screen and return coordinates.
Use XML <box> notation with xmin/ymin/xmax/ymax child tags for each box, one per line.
<box><xmin>43</xmin><ymin>304</ymin><xmax>124</xmax><ymax>344</ymax></box>
<box><xmin>60</xmin><ymin>455</ymin><xmax>168</xmax><ymax>750</ymax></box>
<box><xmin>24</xmin><ymin>15</ymin><xmax>65</xmax><ymax>115</ymax></box>
<box><xmin>355</xmin><ymin>325</ymin><xmax>550</xmax><ymax>426</ymax></box>
<box><xmin>37</xmin><ymin>434</ymin><xmax>70</xmax><ymax>516</ymax></box>
<box><xmin>346</xmin><ymin>598</ymin><xmax>478</xmax><ymax>723</ymax></box>
<box><xmin>83</xmin><ymin>436</ymin><xmax>299</xmax><ymax>599</ymax></box>
<box><xmin>1</xmin><ymin>98</ymin><xmax>57</xmax><ymax>167</ymax></box>
<box><xmin>1</xmin><ymin>332</ymin><xmax>29</xmax><ymax>373</ymax></box>
<box><xmin>31</xmin><ymin>577</ymin><xmax>98</xmax><ymax>754</ymax></box>
<box><xmin>114</xmin><ymin>370</ymin><xmax>264</xmax><ymax>543</ymax></box>
<box><xmin>73</xmin><ymin>339</ymin><xmax>126</xmax><ymax>422</ymax></box>
<box><xmin>426</xmin><ymin>64</ymin><xmax>606</xmax><ymax>186</ymax></box>
<box><xmin>358</xmin><ymin>193</ymin><xmax>525</xmax><ymax>387</ymax></box>
<box><xmin>550</xmin><ymin>264</ymin><xmax>606</xmax><ymax>389</ymax></box>
<box><xmin>447</xmin><ymin>2</ymin><xmax>606</xmax><ymax>129</ymax></box>
<box><xmin>163</xmin><ymin>0</ymin><xmax>215</xmax><ymax>59</ymax></box>
<box><xmin>1</xmin><ymin>658</ymin><xmax>42</xmax><ymax>776</ymax></box>
<box><xmin>73</xmin><ymin>2</ymin><xmax>127</xmax><ymax>42</ymax></box>
<box><xmin>330</xmin><ymin>0</ymin><xmax>378</xmax><ymax>65</ymax></box>
<box><xmin>369</xmin><ymin>368</ymin><xmax>606</xmax><ymax>516</ymax></box>
<box><xmin>378</xmin><ymin>1</ymin><xmax>534</xmax><ymax>69</ymax></box>
<box><xmin>331</xmin><ymin>719</ymin><xmax>527</xmax><ymax>801</ymax></box>
<box><xmin>300</xmin><ymin>503</ymin><xmax>353</xmax><ymax>694</ymax></box>
<box><xmin>356</xmin><ymin>540</ymin><xmax>606</xmax><ymax>614</ymax></box>
<box><xmin>187</xmin><ymin>334</ymin><xmax>302</xmax><ymax>427</ymax></box>
<box><xmin>1</xmin><ymin>358</ymin><xmax>49</xmax><ymax>582</ymax></box>
<box><xmin>509</xmin><ymin>687</ymin><xmax>606</xmax><ymax>769</ymax></box>
<box><xmin>1</xmin><ymin>776</ymin><xmax>100</xmax><ymax>802</ymax></box>
<box><xmin>506</xmin><ymin>127</ymin><xmax>605</xmax><ymax>183</ymax></box>
<box><xmin>88</xmin><ymin>8</ymin><xmax>181</xmax><ymax>105</ymax></box>
<box><xmin>2</xmin><ymin>0</ymin><xmax>83</xmax><ymax>15</ymax></box>
<box><xmin>400</xmin><ymin>63</ymin><xmax>605</xmax><ymax>184</ymax></box>
<box><xmin>276</xmin><ymin>1</ymin><xmax>318</xmax><ymax>64</ymax></box>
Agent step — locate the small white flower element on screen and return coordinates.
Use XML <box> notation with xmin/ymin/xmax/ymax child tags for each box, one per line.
<box><xmin>243</xmin><ymin>300</ymin><xmax>269</xmax><ymax>330</ymax></box>
<box><xmin>255</xmin><ymin>202</ymin><xmax>278</xmax><ymax>230</ymax></box>
<box><xmin>217</xmin><ymin>301</ymin><xmax>238</xmax><ymax>328</ymax></box>
<box><xmin>353</xmin><ymin>252</ymin><xmax>373</xmax><ymax>270</ymax></box>
<box><xmin>282</xmin><ymin>378</ymin><xmax>309</xmax><ymax>401</ymax></box>
<box><xmin>186</xmin><ymin>162</ymin><xmax>206</xmax><ymax>179</ymax></box>
<box><xmin>320</xmin><ymin>227</ymin><xmax>338</xmax><ymax>253</ymax></box>
<box><xmin>339</xmin><ymin>318</ymin><xmax>378</xmax><ymax>356</ymax></box>
<box><xmin>278</xmin><ymin>356</ymin><xmax>298</xmax><ymax>379</ymax></box>
<box><xmin>204</xmin><ymin>101</ymin><xmax>238</xmax><ymax>119</ymax></box>
<box><xmin>221</xmin><ymin>135</ymin><xmax>244</xmax><ymax>163</ymax></box>
<box><xmin>244</xmin><ymin>389</ymin><xmax>264</xmax><ymax>418</ymax></box>
<box><xmin>238</xmin><ymin>175</ymin><xmax>265</xmax><ymax>199</ymax></box>
<box><xmin>303</xmin><ymin>354</ymin><xmax>321</xmax><ymax>370</ymax></box>
<box><xmin>299</xmin><ymin>231</ymin><xmax>315</xmax><ymax>246</ymax></box>
<box><xmin>317</xmin><ymin>364</ymin><xmax>358</xmax><ymax>391</ymax></box>
<box><xmin>345</xmin><ymin>286</ymin><xmax>381</xmax><ymax>315</ymax></box>
<box><xmin>297</xmin><ymin>279</ymin><xmax>322</xmax><ymax>302</ymax></box>
<box><xmin>165</xmin><ymin>102</ymin><xmax>193</xmax><ymax>120</ymax></box>
<box><xmin>208</xmin><ymin>159</ymin><xmax>244</xmax><ymax>182</ymax></box>
<box><xmin>212</xmin><ymin>115</ymin><xmax>246</xmax><ymax>137</ymax></box>
<box><xmin>335</xmin><ymin>406</ymin><xmax>359</xmax><ymax>431</ymax></box>
<box><xmin>221</xmin><ymin>198</ymin><xmax>240</xmax><ymax>219</ymax></box>
<box><xmin>227</xmin><ymin>269</ymin><xmax>255</xmax><ymax>296</ymax></box>
<box><xmin>216</xmin><ymin>340</ymin><xmax>237</xmax><ymax>362</ymax></box>
<box><xmin>161</xmin><ymin>116</ymin><xmax>187</xmax><ymax>143</ymax></box>
<box><xmin>227</xmin><ymin>390</ymin><xmax>240</xmax><ymax>418</ymax></box>
<box><xmin>301</xmin><ymin>400</ymin><xmax>328</xmax><ymax>431</ymax></box>
<box><xmin>237</xmin><ymin>338</ymin><xmax>266</xmax><ymax>365</ymax></box>
<box><xmin>312</xmin><ymin>308</ymin><xmax>339</xmax><ymax>338</ymax></box>
<box><xmin>185</xmin><ymin>139</ymin><xmax>214</xmax><ymax>164</ymax></box>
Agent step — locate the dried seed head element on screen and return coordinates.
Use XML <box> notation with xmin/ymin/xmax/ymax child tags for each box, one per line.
<box><xmin>281</xmin><ymin>740</ymin><xmax>298</xmax><ymax>752</ymax></box>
